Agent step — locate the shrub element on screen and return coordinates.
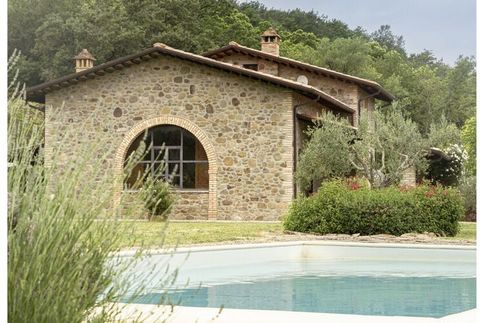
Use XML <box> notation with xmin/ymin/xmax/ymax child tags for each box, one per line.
<box><xmin>126</xmin><ymin>143</ymin><xmax>174</xmax><ymax>220</ymax></box>
<box><xmin>458</xmin><ymin>176</ymin><xmax>476</xmax><ymax>221</ymax></box>
<box><xmin>426</xmin><ymin>144</ymin><xmax>467</xmax><ymax>186</ymax></box>
<box><xmin>461</xmin><ymin>116</ymin><xmax>476</xmax><ymax>176</ymax></box>
<box><xmin>8</xmin><ymin>57</ymin><xmax>172</xmax><ymax>322</ymax></box>
<box><xmin>140</xmin><ymin>174</ymin><xmax>174</xmax><ymax>220</ymax></box>
<box><xmin>284</xmin><ymin>180</ymin><xmax>464</xmax><ymax>236</ymax></box>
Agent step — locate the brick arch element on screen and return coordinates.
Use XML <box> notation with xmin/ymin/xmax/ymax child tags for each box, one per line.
<box><xmin>113</xmin><ymin>115</ymin><xmax>218</xmax><ymax>219</ymax></box>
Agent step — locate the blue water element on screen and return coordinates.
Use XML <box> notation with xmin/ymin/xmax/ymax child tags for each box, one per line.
<box><xmin>129</xmin><ymin>275</ymin><xmax>476</xmax><ymax>318</ymax></box>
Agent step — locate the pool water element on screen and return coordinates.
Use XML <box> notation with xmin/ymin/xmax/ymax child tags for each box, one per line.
<box><xmin>130</xmin><ymin>275</ymin><xmax>475</xmax><ymax>318</ymax></box>
<box><xmin>118</xmin><ymin>243</ymin><xmax>476</xmax><ymax>318</ymax></box>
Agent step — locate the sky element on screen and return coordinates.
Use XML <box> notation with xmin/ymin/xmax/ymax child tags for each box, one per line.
<box><xmin>248</xmin><ymin>0</ymin><xmax>476</xmax><ymax>65</ymax></box>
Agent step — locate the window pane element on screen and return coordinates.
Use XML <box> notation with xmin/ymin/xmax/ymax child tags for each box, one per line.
<box><xmin>125</xmin><ymin>162</ymin><xmax>148</xmax><ymax>188</ymax></box>
<box><xmin>183</xmin><ymin>131</ymin><xmax>195</xmax><ymax>160</ymax></box>
<box><xmin>183</xmin><ymin>163</ymin><xmax>195</xmax><ymax>188</ymax></box>
<box><xmin>151</xmin><ymin>126</ymin><xmax>181</xmax><ymax>146</ymax></box>
<box><xmin>153</xmin><ymin>162</ymin><xmax>166</xmax><ymax>177</ymax></box>
<box><xmin>195</xmin><ymin>139</ymin><xmax>207</xmax><ymax>161</ymax></box>
<box><xmin>183</xmin><ymin>162</ymin><xmax>208</xmax><ymax>189</ymax></box>
<box><xmin>168</xmin><ymin>149</ymin><xmax>180</xmax><ymax>161</ymax></box>
<box><xmin>184</xmin><ymin>137</ymin><xmax>207</xmax><ymax>161</ymax></box>
<box><xmin>125</xmin><ymin>133</ymin><xmax>149</xmax><ymax>163</ymax></box>
<box><xmin>168</xmin><ymin>163</ymin><xmax>179</xmax><ymax>176</ymax></box>
<box><xmin>142</xmin><ymin>149</ymin><xmax>152</xmax><ymax>162</ymax></box>
<box><xmin>170</xmin><ymin>176</ymin><xmax>180</xmax><ymax>187</ymax></box>
<box><xmin>153</xmin><ymin>148</ymin><xmax>166</xmax><ymax>161</ymax></box>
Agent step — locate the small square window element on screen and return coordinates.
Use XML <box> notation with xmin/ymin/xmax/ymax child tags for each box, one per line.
<box><xmin>243</xmin><ymin>64</ymin><xmax>258</xmax><ymax>71</ymax></box>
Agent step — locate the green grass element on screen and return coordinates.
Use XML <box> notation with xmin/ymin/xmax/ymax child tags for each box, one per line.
<box><xmin>116</xmin><ymin>220</ymin><xmax>475</xmax><ymax>248</ymax></box>
<box><xmin>118</xmin><ymin>221</ymin><xmax>284</xmax><ymax>248</ymax></box>
<box><xmin>446</xmin><ymin>221</ymin><xmax>476</xmax><ymax>241</ymax></box>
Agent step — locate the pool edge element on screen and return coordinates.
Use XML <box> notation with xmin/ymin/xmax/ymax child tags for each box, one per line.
<box><xmin>108</xmin><ymin>303</ymin><xmax>477</xmax><ymax>323</ymax></box>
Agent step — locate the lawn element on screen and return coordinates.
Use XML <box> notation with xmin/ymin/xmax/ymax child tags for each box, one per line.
<box><xmin>116</xmin><ymin>221</ymin><xmax>475</xmax><ymax>249</ymax></box>
<box><xmin>117</xmin><ymin>221</ymin><xmax>284</xmax><ymax>248</ymax></box>
<box><xmin>446</xmin><ymin>221</ymin><xmax>476</xmax><ymax>241</ymax></box>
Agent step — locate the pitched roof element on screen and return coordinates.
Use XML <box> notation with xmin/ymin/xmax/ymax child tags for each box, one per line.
<box><xmin>26</xmin><ymin>44</ymin><xmax>355</xmax><ymax>113</ymax></box>
<box><xmin>202</xmin><ymin>43</ymin><xmax>394</xmax><ymax>102</ymax></box>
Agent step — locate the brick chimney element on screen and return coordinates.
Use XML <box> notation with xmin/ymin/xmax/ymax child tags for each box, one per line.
<box><xmin>261</xmin><ymin>27</ymin><xmax>281</xmax><ymax>56</ymax></box>
<box><xmin>74</xmin><ymin>49</ymin><xmax>96</xmax><ymax>73</ymax></box>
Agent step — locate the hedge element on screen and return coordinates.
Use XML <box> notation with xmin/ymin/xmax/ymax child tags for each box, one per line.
<box><xmin>284</xmin><ymin>179</ymin><xmax>464</xmax><ymax>236</ymax></box>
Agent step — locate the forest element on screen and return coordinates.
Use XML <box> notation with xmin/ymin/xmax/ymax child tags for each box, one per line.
<box><xmin>8</xmin><ymin>0</ymin><xmax>476</xmax><ymax>132</ymax></box>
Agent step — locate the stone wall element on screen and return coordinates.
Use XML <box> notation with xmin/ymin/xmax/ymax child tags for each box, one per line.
<box><xmin>214</xmin><ymin>52</ymin><xmax>279</xmax><ymax>75</ymax></box>
<box><xmin>277</xmin><ymin>65</ymin><xmax>359</xmax><ymax>124</ymax></box>
<box><xmin>120</xmin><ymin>190</ymin><xmax>209</xmax><ymax>220</ymax></box>
<box><xmin>400</xmin><ymin>166</ymin><xmax>417</xmax><ymax>187</ymax></box>
<box><xmin>214</xmin><ymin>53</ymin><xmax>362</xmax><ymax>125</ymax></box>
<box><xmin>45</xmin><ymin>54</ymin><xmax>294</xmax><ymax>220</ymax></box>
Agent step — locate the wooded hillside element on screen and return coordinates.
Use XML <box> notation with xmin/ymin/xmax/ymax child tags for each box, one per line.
<box><xmin>8</xmin><ymin>0</ymin><xmax>475</xmax><ymax>131</ymax></box>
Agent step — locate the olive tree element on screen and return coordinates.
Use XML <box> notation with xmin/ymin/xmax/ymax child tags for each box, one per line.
<box><xmin>296</xmin><ymin>105</ymin><xmax>428</xmax><ymax>190</ymax></box>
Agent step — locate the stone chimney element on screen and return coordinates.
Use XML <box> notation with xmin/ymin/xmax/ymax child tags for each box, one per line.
<box><xmin>74</xmin><ymin>49</ymin><xmax>96</xmax><ymax>73</ymax></box>
<box><xmin>261</xmin><ymin>27</ymin><xmax>281</xmax><ymax>56</ymax></box>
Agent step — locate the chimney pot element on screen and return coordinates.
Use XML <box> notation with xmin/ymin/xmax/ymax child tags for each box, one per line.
<box><xmin>74</xmin><ymin>49</ymin><xmax>96</xmax><ymax>73</ymax></box>
<box><xmin>261</xmin><ymin>27</ymin><xmax>281</xmax><ymax>56</ymax></box>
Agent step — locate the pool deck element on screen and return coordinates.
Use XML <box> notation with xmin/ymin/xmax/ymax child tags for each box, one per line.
<box><xmin>111</xmin><ymin>304</ymin><xmax>477</xmax><ymax>323</ymax></box>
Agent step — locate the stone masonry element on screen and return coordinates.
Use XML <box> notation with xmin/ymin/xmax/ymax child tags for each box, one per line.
<box><xmin>45</xmin><ymin>55</ymin><xmax>300</xmax><ymax>220</ymax></box>
<box><xmin>33</xmin><ymin>29</ymin><xmax>393</xmax><ymax>220</ymax></box>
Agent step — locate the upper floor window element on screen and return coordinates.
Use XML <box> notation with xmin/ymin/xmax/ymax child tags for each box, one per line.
<box><xmin>125</xmin><ymin>125</ymin><xmax>208</xmax><ymax>190</ymax></box>
<box><xmin>243</xmin><ymin>64</ymin><xmax>258</xmax><ymax>71</ymax></box>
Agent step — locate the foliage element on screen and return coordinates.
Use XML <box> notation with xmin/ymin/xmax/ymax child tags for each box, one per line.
<box><xmin>461</xmin><ymin>116</ymin><xmax>476</xmax><ymax>176</ymax></box>
<box><xmin>140</xmin><ymin>174</ymin><xmax>174</xmax><ymax>220</ymax></box>
<box><xmin>125</xmin><ymin>139</ymin><xmax>174</xmax><ymax>220</ymax></box>
<box><xmin>426</xmin><ymin>144</ymin><xmax>467</xmax><ymax>186</ymax></box>
<box><xmin>7</xmin><ymin>58</ymin><xmax>172</xmax><ymax>321</ymax></box>
<box><xmin>370</xmin><ymin>25</ymin><xmax>406</xmax><ymax>55</ymax></box>
<box><xmin>295</xmin><ymin>113</ymin><xmax>354</xmax><ymax>190</ymax></box>
<box><xmin>428</xmin><ymin>115</ymin><xmax>462</xmax><ymax>149</ymax></box>
<box><xmin>284</xmin><ymin>180</ymin><xmax>464</xmax><ymax>237</ymax></box>
<box><xmin>296</xmin><ymin>108</ymin><xmax>428</xmax><ymax>190</ymax></box>
<box><xmin>8</xmin><ymin>0</ymin><xmax>476</xmax><ymax>132</ymax></box>
<box><xmin>458</xmin><ymin>176</ymin><xmax>476</xmax><ymax>221</ymax></box>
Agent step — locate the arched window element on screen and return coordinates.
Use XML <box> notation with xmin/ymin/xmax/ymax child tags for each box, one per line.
<box><xmin>125</xmin><ymin>125</ymin><xmax>208</xmax><ymax>190</ymax></box>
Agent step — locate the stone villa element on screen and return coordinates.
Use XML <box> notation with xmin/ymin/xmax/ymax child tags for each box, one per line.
<box><xmin>26</xmin><ymin>28</ymin><xmax>393</xmax><ymax>220</ymax></box>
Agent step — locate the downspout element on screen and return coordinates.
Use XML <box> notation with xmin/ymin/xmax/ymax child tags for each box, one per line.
<box><xmin>292</xmin><ymin>95</ymin><xmax>322</xmax><ymax>198</ymax></box>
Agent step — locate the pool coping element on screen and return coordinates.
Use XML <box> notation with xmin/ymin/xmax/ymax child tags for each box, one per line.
<box><xmin>110</xmin><ymin>303</ymin><xmax>477</xmax><ymax>323</ymax></box>
<box><xmin>115</xmin><ymin>240</ymin><xmax>476</xmax><ymax>257</ymax></box>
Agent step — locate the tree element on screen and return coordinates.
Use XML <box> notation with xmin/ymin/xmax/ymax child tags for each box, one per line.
<box><xmin>461</xmin><ymin>116</ymin><xmax>476</xmax><ymax>176</ymax></box>
<box><xmin>428</xmin><ymin>115</ymin><xmax>462</xmax><ymax>149</ymax></box>
<box><xmin>371</xmin><ymin>25</ymin><xmax>406</xmax><ymax>55</ymax></box>
<box><xmin>295</xmin><ymin>113</ymin><xmax>354</xmax><ymax>190</ymax></box>
<box><xmin>444</xmin><ymin>56</ymin><xmax>476</xmax><ymax>127</ymax></box>
<box><xmin>296</xmin><ymin>106</ymin><xmax>428</xmax><ymax>190</ymax></box>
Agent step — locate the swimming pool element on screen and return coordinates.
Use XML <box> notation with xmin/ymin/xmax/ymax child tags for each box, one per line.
<box><xmin>117</xmin><ymin>242</ymin><xmax>476</xmax><ymax>319</ymax></box>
